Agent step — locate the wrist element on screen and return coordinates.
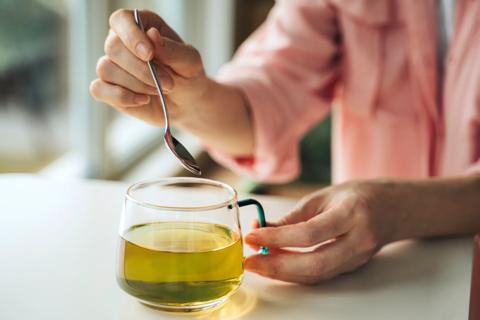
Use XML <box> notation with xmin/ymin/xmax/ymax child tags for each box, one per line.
<box><xmin>366</xmin><ymin>179</ymin><xmax>415</xmax><ymax>244</ymax></box>
<box><xmin>364</xmin><ymin>176</ymin><xmax>480</xmax><ymax>245</ymax></box>
<box><xmin>172</xmin><ymin>75</ymin><xmax>254</xmax><ymax>155</ymax></box>
<box><xmin>173</xmin><ymin>75</ymin><xmax>213</xmax><ymax>128</ymax></box>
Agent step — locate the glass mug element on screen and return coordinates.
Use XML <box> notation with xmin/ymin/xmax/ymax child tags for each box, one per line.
<box><xmin>116</xmin><ymin>178</ymin><xmax>268</xmax><ymax>312</ymax></box>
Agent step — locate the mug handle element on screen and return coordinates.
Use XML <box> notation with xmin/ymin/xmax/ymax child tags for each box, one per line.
<box><xmin>237</xmin><ymin>198</ymin><xmax>269</xmax><ymax>255</ymax></box>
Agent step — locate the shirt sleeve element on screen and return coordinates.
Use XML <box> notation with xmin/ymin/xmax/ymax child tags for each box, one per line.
<box><xmin>207</xmin><ymin>0</ymin><xmax>340</xmax><ymax>183</ymax></box>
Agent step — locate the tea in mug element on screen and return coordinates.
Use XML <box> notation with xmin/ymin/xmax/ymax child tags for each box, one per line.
<box><xmin>117</xmin><ymin>221</ymin><xmax>244</xmax><ymax>306</ymax></box>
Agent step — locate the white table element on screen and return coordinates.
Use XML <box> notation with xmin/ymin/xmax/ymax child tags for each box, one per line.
<box><xmin>0</xmin><ymin>174</ymin><xmax>473</xmax><ymax>320</ymax></box>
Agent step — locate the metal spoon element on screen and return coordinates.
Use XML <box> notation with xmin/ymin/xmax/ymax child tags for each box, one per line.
<box><xmin>134</xmin><ymin>9</ymin><xmax>201</xmax><ymax>176</ymax></box>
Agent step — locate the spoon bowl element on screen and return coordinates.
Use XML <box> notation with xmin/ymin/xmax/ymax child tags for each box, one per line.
<box><xmin>165</xmin><ymin>131</ymin><xmax>201</xmax><ymax>175</ymax></box>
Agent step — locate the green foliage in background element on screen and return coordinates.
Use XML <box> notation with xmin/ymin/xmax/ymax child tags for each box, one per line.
<box><xmin>241</xmin><ymin>115</ymin><xmax>332</xmax><ymax>193</ymax></box>
<box><xmin>298</xmin><ymin>115</ymin><xmax>331</xmax><ymax>184</ymax></box>
<box><xmin>0</xmin><ymin>0</ymin><xmax>60</xmax><ymax>73</ymax></box>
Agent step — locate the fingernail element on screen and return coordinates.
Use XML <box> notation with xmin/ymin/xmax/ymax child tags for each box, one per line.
<box><xmin>134</xmin><ymin>95</ymin><xmax>149</xmax><ymax>104</ymax></box>
<box><xmin>136</xmin><ymin>42</ymin><xmax>151</xmax><ymax>60</ymax></box>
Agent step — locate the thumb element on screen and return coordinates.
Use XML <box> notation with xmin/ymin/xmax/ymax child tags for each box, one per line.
<box><xmin>147</xmin><ymin>27</ymin><xmax>203</xmax><ymax>78</ymax></box>
<box><xmin>275</xmin><ymin>190</ymin><xmax>329</xmax><ymax>227</ymax></box>
<box><xmin>109</xmin><ymin>9</ymin><xmax>154</xmax><ymax>61</ymax></box>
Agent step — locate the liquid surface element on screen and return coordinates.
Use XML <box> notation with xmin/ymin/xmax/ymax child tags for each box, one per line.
<box><xmin>117</xmin><ymin>222</ymin><xmax>243</xmax><ymax>306</ymax></box>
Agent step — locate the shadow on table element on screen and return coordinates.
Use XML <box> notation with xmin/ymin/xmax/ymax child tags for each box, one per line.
<box><xmin>149</xmin><ymin>287</ymin><xmax>257</xmax><ymax>320</ymax></box>
<box><xmin>256</xmin><ymin>237</ymin><xmax>470</xmax><ymax>301</ymax></box>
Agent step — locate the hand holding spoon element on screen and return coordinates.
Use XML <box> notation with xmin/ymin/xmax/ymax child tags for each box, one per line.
<box><xmin>134</xmin><ymin>9</ymin><xmax>201</xmax><ymax>176</ymax></box>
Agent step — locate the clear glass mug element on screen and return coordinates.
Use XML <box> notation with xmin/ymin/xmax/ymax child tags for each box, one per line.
<box><xmin>116</xmin><ymin>178</ymin><xmax>268</xmax><ymax>312</ymax></box>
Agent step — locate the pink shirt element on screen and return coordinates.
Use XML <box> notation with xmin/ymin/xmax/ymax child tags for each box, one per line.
<box><xmin>209</xmin><ymin>0</ymin><xmax>480</xmax><ymax>183</ymax></box>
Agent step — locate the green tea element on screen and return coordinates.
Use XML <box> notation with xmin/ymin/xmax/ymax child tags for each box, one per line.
<box><xmin>117</xmin><ymin>221</ymin><xmax>244</xmax><ymax>307</ymax></box>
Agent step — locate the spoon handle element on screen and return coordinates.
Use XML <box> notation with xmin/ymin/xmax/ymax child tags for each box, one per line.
<box><xmin>147</xmin><ymin>61</ymin><xmax>170</xmax><ymax>132</ymax></box>
<box><xmin>134</xmin><ymin>9</ymin><xmax>170</xmax><ymax>132</ymax></box>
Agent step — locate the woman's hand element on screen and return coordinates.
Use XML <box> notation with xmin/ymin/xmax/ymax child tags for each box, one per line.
<box><xmin>244</xmin><ymin>180</ymin><xmax>400</xmax><ymax>284</ymax></box>
<box><xmin>245</xmin><ymin>176</ymin><xmax>480</xmax><ymax>284</ymax></box>
<box><xmin>90</xmin><ymin>9</ymin><xmax>209</xmax><ymax>126</ymax></box>
<box><xmin>89</xmin><ymin>9</ymin><xmax>255</xmax><ymax>155</ymax></box>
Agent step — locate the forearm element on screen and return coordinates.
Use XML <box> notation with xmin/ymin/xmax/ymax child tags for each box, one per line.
<box><xmin>176</xmin><ymin>78</ymin><xmax>254</xmax><ymax>156</ymax></box>
<box><xmin>381</xmin><ymin>176</ymin><xmax>480</xmax><ymax>242</ymax></box>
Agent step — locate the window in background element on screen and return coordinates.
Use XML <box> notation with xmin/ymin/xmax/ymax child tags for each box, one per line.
<box><xmin>0</xmin><ymin>0</ymin><xmax>68</xmax><ymax>173</ymax></box>
<box><xmin>41</xmin><ymin>0</ymin><xmax>236</xmax><ymax>180</ymax></box>
<box><xmin>0</xmin><ymin>0</ymin><xmax>330</xmax><ymax>194</ymax></box>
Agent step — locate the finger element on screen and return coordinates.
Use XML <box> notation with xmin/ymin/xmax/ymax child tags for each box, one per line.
<box><xmin>250</xmin><ymin>219</ymin><xmax>280</xmax><ymax>230</ymax></box>
<box><xmin>251</xmin><ymin>219</ymin><xmax>260</xmax><ymax>230</ymax></box>
<box><xmin>247</xmin><ymin>219</ymin><xmax>271</xmax><ymax>251</ymax></box>
<box><xmin>245</xmin><ymin>196</ymin><xmax>324</xmax><ymax>250</ymax></box>
<box><xmin>247</xmin><ymin>219</ymin><xmax>278</xmax><ymax>251</ymax></box>
<box><xmin>105</xmin><ymin>32</ymin><xmax>174</xmax><ymax>90</ymax></box>
<box><xmin>246</xmin><ymin>242</ymin><xmax>260</xmax><ymax>251</ymax></box>
<box><xmin>246</xmin><ymin>243</ymin><xmax>295</xmax><ymax>255</ymax></box>
<box><xmin>244</xmin><ymin>239</ymin><xmax>352</xmax><ymax>284</ymax></box>
<box><xmin>96</xmin><ymin>56</ymin><xmax>157</xmax><ymax>95</ymax></box>
<box><xmin>113</xmin><ymin>103</ymin><xmax>167</xmax><ymax>126</ymax></box>
<box><xmin>273</xmin><ymin>188</ymin><xmax>331</xmax><ymax>227</ymax></box>
<box><xmin>245</xmin><ymin>206</ymin><xmax>352</xmax><ymax>248</ymax></box>
<box><xmin>89</xmin><ymin>79</ymin><xmax>150</xmax><ymax>107</ymax></box>
<box><xmin>109</xmin><ymin>9</ymin><xmax>155</xmax><ymax>61</ymax></box>
<box><xmin>147</xmin><ymin>28</ymin><xmax>203</xmax><ymax>78</ymax></box>
<box><xmin>122</xmin><ymin>10</ymin><xmax>183</xmax><ymax>42</ymax></box>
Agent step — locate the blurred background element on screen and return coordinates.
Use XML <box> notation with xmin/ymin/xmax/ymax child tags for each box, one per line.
<box><xmin>0</xmin><ymin>0</ymin><xmax>331</xmax><ymax>198</ymax></box>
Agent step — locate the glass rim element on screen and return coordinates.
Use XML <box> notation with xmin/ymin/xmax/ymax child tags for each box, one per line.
<box><xmin>125</xmin><ymin>177</ymin><xmax>238</xmax><ymax>211</ymax></box>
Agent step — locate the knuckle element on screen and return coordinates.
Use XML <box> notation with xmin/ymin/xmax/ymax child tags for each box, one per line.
<box><xmin>362</xmin><ymin>231</ymin><xmax>380</xmax><ymax>252</ymax></box>
<box><xmin>330</xmin><ymin>214</ymin><xmax>348</xmax><ymax>235</ymax></box>
<box><xmin>104</xmin><ymin>34</ymin><xmax>121</xmax><ymax>57</ymax></box>
<box><xmin>355</xmin><ymin>212</ymin><xmax>380</xmax><ymax>248</ymax></box>
<box><xmin>276</xmin><ymin>216</ymin><xmax>289</xmax><ymax>226</ymax></box>
<box><xmin>295</xmin><ymin>195</ymin><xmax>311</xmax><ymax>209</ymax></box>
<box><xmin>89</xmin><ymin>81</ymin><xmax>100</xmax><ymax>98</ymax></box>
<box><xmin>96</xmin><ymin>57</ymin><xmax>111</xmax><ymax>79</ymax></box>
<box><xmin>343</xmin><ymin>205</ymin><xmax>356</xmax><ymax>220</ymax></box>
<box><xmin>111</xmin><ymin>86</ymin><xmax>126</xmax><ymax>100</ymax></box>
<box><xmin>187</xmin><ymin>44</ymin><xmax>201</xmax><ymax>60</ymax></box>
<box><xmin>305</xmin><ymin>189</ymin><xmax>324</xmax><ymax>205</ymax></box>
<box><xmin>109</xmin><ymin>9</ymin><xmax>129</xmax><ymax>27</ymax></box>
<box><xmin>186</xmin><ymin>44</ymin><xmax>203</xmax><ymax>72</ymax></box>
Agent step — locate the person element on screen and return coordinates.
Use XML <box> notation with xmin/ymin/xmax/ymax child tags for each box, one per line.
<box><xmin>90</xmin><ymin>1</ymin><xmax>480</xmax><ymax>284</ymax></box>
